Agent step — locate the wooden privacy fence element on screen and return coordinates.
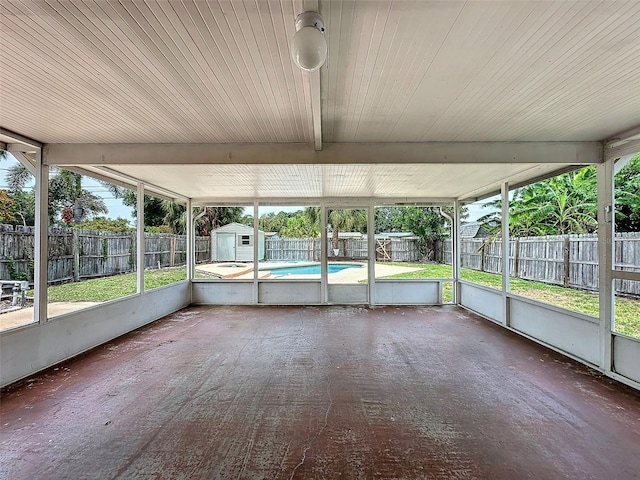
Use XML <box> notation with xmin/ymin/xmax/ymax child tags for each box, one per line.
<box><xmin>264</xmin><ymin>237</ymin><xmax>417</xmax><ymax>261</ymax></box>
<box><xmin>0</xmin><ymin>224</ymin><xmax>210</xmax><ymax>284</ymax></box>
<box><xmin>265</xmin><ymin>238</ymin><xmax>321</xmax><ymax>261</ymax></box>
<box><xmin>375</xmin><ymin>239</ymin><xmax>420</xmax><ymax>262</ymax></box>
<box><xmin>443</xmin><ymin>233</ymin><xmax>640</xmax><ymax>295</ymax></box>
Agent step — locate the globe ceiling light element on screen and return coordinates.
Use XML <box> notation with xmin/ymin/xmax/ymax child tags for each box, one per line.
<box><xmin>291</xmin><ymin>12</ymin><xmax>327</xmax><ymax>72</ymax></box>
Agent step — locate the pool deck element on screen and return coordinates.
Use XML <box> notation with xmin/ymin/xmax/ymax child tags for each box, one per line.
<box><xmin>195</xmin><ymin>262</ymin><xmax>425</xmax><ymax>281</ymax></box>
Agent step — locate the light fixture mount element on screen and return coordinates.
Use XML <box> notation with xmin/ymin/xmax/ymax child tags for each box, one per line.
<box><xmin>295</xmin><ymin>11</ymin><xmax>325</xmax><ymax>33</ymax></box>
<box><xmin>291</xmin><ymin>11</ymin><xmax>327</xmax><ymax>72</ymax></box>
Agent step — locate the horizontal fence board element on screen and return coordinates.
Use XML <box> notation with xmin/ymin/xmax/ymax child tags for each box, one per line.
<box><xmin>2</xmin><ymin>223</ymin><xmax>639</xmax><ymax>297</ymax></box>
<box><xmin>0</xmin><ymin>224</ymin><xmax>210</xmax><ymax>285</ymax></box>
<box><xmin>444</xmin><ymin>233</ymin><xmax>640</xmax><ymax>296</ymax></box>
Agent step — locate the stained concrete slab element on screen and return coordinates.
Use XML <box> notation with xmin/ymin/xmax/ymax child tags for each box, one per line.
<box><xmin>1</xmin><ymin>305</ymin><xmax>639</xmax><ymax>479</ymax></box>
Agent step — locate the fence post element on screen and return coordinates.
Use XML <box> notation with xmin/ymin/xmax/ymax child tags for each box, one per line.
<box><xmin>480</xmin><ymin>243</ymin><xmax>486</xmax><ymax>272</ymax></box>
<box><xmin>563</xmin><ymin>236</ymin><xmax>570</xmax><ymax>288</ymax></box>
<box><xmin>72</xmin><ymin>229</ymin><xmax>80</xmax><ymax>282</ymax></box>
<box><xmin>513</xmin><ymin>238</ymin><xmax>520</xmax><ymax>278</ymax></box>
<box><xmin>170</xmin><ymin>236</ymin><xmax>176</xmax><ymax>267</ymax></box>
<box><xmin>562</xmin><ymin>235</ymin><xmax>570</xmax><ymax>288</ymax></box>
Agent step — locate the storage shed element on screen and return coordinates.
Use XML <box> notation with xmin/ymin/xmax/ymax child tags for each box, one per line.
<box><xmin>211</xmin><ymin>223</ymin><xmax>265</xmax><ymax>262</ymax></box>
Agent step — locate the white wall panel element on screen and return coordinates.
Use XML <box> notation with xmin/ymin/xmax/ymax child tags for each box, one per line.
<box><xmin>460</xmin><ymin>282</ymin><xmax>504</xmax><ymax>323</ymax></box>
<box><xmin>374</xmin><ymin>281</ymin><xmax>439</xmax><ymax>305</ymax></box>
<box><xmin>191</xmin><ymin>281</ymin><xmax>253</xmax><ymax>305</ymax></box>
<box><xmin>328</xmin><ymin>284</ymin><xmax>368</xmax><ymax>304</ymax></box>
<box><xmin>613</xmin><ymin>335</ymin><xmax>640</xmax><ymax>384</ymax></box>
<box><xmin>510</xmin><ymin>296</ymin><xmax>600</xmax><ymax>365</ymax></box>
<box><xmin>258</xmin><ymin>281</ymin><xmax>321</xmax><ymax>304</ymax></box>
<box><xmin>0</xmin><ymin>282</ymin><xmax>190</xmax><ymax>387</ymax></box>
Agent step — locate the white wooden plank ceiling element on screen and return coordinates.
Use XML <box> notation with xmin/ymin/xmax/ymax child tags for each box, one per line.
<box><xmin>0</xmin><ymin>0</ymin><xmax>311</xmax><ymax>143</ymax></box>
<box><xmin>1</xmin><ymin>0</ymin><xmax>639</xmax><ymax>202</ymax></box>
<box><xmin>81</xmin><ymin>162</ymin><xmax>568</xmax><ymax>204</ymax></box>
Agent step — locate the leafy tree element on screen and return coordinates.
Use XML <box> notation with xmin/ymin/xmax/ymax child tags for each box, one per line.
<box><xmin>0</xmin><ymin>190</ymin><xmax>16</xmax><ymax>223</ymax></box>
<box><xmin>302</xmin><ymin>207</ymin><xmax>321</xmax><ymax>229</ymax></box>
<box><xmin>280</xmin><ymin>214</ymin><xmax>320</xmax><ymax>238</ymax></box>
<box><xmin>615</xmin><ymin>153</ymin><xmax>640</xmax><ymax>232</ymax></box>
<box><xmin>161</xmin><ymin>200</ymin><xmax>186</xmax><ymax>234</ymax></box>
<box><xmin>145</xmin><ymin>225</ymin><xmax>174</xmax><ymax>234</ymax></box>
<box><xmin>4</xmin><ymin>161</ymin><xmax>32</xmax><ymax>192</ymax></box>
<box><xmin>374</xmin><ymin>207</ymin><xmax>402</xmax><ymax>233</ymax></box>
<box><xmin>328</xmin><ymin>209</ymin><xmax>367</xmax><ymax>250</ymax></box>
<box><xmin>6</xmin><ymin>191</ymin><xmax>35</xmax><ymax>226</ymax></box>
<box><xmin>392</xmin><ymin>206</ymin><xmax>451</xmax><ymax>259</ymax></box>
<box><xmin>73</xmin><ymin>217</ymin><xmax>131</xmax><ymax>232</ymax></box>
<box><xmin>195</xmin><ymin>206</ymin><xmax>245</xmax><ymax>236</ymax></box>
<box><xmin>479</xmin><ymin>166</ymin><xmax>598</xmax><ymax>236</ymax></box>
<box><xmin>122</xmin><ymin>192</ymin><xmax>166</xmax><ymax>228</ymax></box>
<box><xmin>239</xmin><ymin>214</ymin><xmax>254</xmax><ymax>226</ymax></box>
<box><xmin>259</xmin><ymin>210</ymin><xmax>297</xmax><ymax>233</ymax></box>
<box><xmin>48</xmin><ymin>169</ymin><xmax>107</xmax><ymax>224</ymax></box>
<box><xmin>4</xmin><ymin>162</ymin><xmax>107</xmax><ymax>225</ymax></box>
<box><xmin>154</xmin><ymin>203</ymin><xmax>244</xmax><ymax>236</ymax></box>
<box><xmin>393</xmin><ymin>207</ymin><xmax>450</xmax><ymax>239</ymax></box>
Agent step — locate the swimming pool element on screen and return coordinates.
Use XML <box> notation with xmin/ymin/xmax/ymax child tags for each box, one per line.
<box><xmin>262</xmin><ymin>263</ymin><xmax>362</xmax><ymax>276</ymax></box>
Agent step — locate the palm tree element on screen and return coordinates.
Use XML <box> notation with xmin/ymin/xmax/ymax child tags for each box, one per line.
<box><xmin>159</xmin><ymin>203</ymin><xmax>245</xmax><ymax>236</ymax></box>
<box><xmin>328</xmin><ymin>209</ymin><xmax>367</xmax><ymax>252</ymax></box>
<box><xmin>5</xmin><ymin>162</ymin><xmax>107</xmax><ymax>225</ymax></box>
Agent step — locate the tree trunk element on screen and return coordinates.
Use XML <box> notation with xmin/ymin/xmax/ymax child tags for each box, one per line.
<box><xmin>73</xmin><ymin>202</ymin><xmax>83</xmax><ymax>224</ymax></box>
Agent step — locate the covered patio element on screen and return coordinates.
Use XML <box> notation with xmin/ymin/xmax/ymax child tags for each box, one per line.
<box><xmin>1</xmin><ymin>1</ymin><xmax>639</xmax><ymax>477</ymax></box>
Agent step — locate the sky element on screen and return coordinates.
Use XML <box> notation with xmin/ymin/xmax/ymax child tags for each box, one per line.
<box><xmin>1</xmin><ymin>152</ymin><xmax>496</xmax><ymax>224</ymax></box>
<box><xmin>0</xmin><ymin>153</ymin><xmax>135</xmax><ymax>220</ymax></box>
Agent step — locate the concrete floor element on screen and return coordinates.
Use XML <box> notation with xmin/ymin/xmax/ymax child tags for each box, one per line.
<box><xmin>1</xmin><ymin>305</ymin><xmax>639</xmax><ymax>479</ymax></box>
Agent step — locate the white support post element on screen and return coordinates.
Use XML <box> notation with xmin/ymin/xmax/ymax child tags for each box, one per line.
<box><xmin>453</xmin><ymin>199</ymin><xmax>462</xmax><ymax>304</ymax></box>
<box><xmin>367</xmin><ymin>204</ymin><xmax>375</xmax><ymax>306</ymax></box>
<box><xmin>597</xmin><ymin>161</ymin><xmax>614</xmax><ymax>373</ymax></box>
<box><xmin>137</xmin><ymin>183</ymin><xmax>145</xmax><ymax>294</ymax></box>
<box><xmin>186</xmin><ymin>198</ymin><xmax>194</xmax><ymax>282</ymax></box>
<box><xmin>253</xmin><ymin>202</ymin><xmax>259</xmax><ymax>304</ymax></box>
<box><xmin>321</xmin><ymin>203</ymin><xmax>328</xmax><ymax>304</ymax></box>
<box><xmin>34</xmin><ymin>150</ymin><xmax>48</xmax><ymax>324</ymax></box>
<box><xmin>501</xmin><ymin>182</ymin><xmax>511</xmax><ymax>326</ymax></box>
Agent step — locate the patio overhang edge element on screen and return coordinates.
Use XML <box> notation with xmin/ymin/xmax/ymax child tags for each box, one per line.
<box><xmin>43</xmin><ymin>142</ymin><xmax>604</xmax><ymax>166</ymax></box>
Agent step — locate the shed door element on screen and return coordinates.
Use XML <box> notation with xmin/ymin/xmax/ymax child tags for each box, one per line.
<box><xmin>216</xmin><ymin>233</ymin><xmax>236</xmax><ymax>261</ymax></box>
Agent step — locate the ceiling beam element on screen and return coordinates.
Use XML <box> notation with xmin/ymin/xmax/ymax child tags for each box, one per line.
<box><xmin>0</xmin><ymin>128</ymin><xmax>42</xmax><ymax>151</ymax></box>
<box><xmin>192</xmin><ymin>196</ymin><xmax>456</xmax><ymax>207</ymax></box>
<box><xmin>300</xmin><ymin>0</ymin><xmax>322</xmax><ymax>151</ymax></box>
<box><xmin>9</xmin><ymin>151</ymin><xmax>37</xmax><ymax>176</ymax></box>
<box><xmin>310</xmin><ymin>69</ymin><xmax>322</xmax><ymax>151</ymax></box>
<box><xmin>605</xmin><ymin>125</ymin><xmax>640</xmax><ymax>146</ymax></box>
<box><xmin>604</xmin><ymin>124</ymin><xmax>640</xmax><ymax>160</ymax></box>
<box><xmin>44</xmin><ymin>142</ymin><xmax>603</xmax><ymax>166</ymax></box>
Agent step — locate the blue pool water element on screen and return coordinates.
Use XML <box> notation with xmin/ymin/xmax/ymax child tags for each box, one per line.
<box><xmin>264</xmin><ymin>263</ymin><xmax>361</xmax><ymax>276</ymax></box>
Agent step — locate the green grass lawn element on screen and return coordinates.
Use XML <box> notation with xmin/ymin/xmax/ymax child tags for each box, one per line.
<box><xmin>379</xmin><ymin>262</ymin><xmax>640</xmax><ymax>339</ymax></box>
<box><xmin>45</xmin><ymin>268</ymin><xmax>187</xmax><ymax>302</ymax></box>
<box><xmin>42</xmin><ymin>262</ymin><xmax>639</xmax><ymax>339</ymax></box>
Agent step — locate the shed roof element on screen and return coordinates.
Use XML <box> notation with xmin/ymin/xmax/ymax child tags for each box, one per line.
<box><xmin>212</xmin><ymin>223</ymin><xmax>260</xmax><ymax>234</ymax></box>
<box><xmin>460</xmin><ymin>223</ymin><xmax>488</xmax><ymax>238</ymax></box>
